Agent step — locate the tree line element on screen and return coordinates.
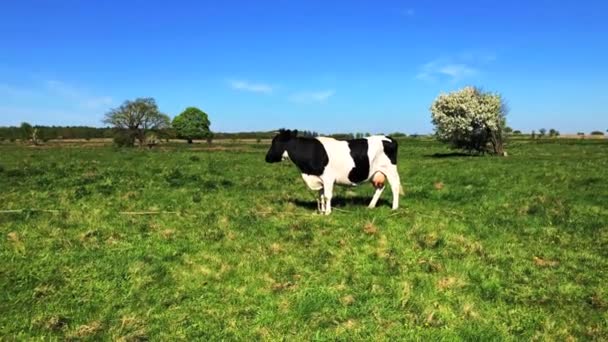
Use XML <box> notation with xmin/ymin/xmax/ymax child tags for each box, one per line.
<box><xmin>3</xmin><ymin>93</ymin><xmax>605</xmax><ymax>151</ymax></box>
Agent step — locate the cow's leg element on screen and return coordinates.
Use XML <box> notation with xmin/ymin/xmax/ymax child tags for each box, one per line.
<box><xmin>322</xmin><ymin>179</ymin><xmax>334</xmax><ymax>215</ymax></box>
<box><xmin>368</xmin><ymin>186</ymin><xmax>385</xmax><ymax>208</ymax></box>
<box><xmin>317</xmin><ymin>189</ymin><xmax>325</xmax><ymax>213</ymax></box>
<box><xmin>385</xmin><ymin>167</ymin><xmax>402</xmax><ymax>210</ymax></box>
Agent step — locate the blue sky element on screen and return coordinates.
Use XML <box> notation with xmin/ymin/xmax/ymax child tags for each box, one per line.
<box><xmin>1</xmin><ymin>0</ymin><xmax>607</xmax><ymax>134</ymax></box>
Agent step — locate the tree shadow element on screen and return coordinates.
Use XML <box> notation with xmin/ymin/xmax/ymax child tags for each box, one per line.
<box><xmin>289</xmin><ymin>196</ymin><xmax>391</xmax><ymax>210</ymax></box>
<box><xmin>426</xmin><ymin>152</ymin><xmax>480</xmax><ymax>158</ymax></box>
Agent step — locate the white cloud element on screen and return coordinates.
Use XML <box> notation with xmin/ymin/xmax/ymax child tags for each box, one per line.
<box><xmin>0</xmin><ymin>79</ymin><xmax>114</xmax><ymax>125</ymax></box>
<box><xmin>288</xmin><ymin>90</ymin><xmax>335</xmax><ymax>103</ymax></box>
<box><xmin>402</xmin><ymin>8</ymin><xmax>415</xmax><ymax>16</ymax></box>
<box><xmin>44</xmin><ymin>80</ymin><xmax>113</xmax><ymax>109</ymax></box>
<box><xmin>438</xmin><ymin>64</ymin><xmax>477</xmax><ymax>79</ymax></box>
<box><xmin>416</xmin><ymin>55</ymin><xmax>489</xmax><ymax>83</ymax></box>
<box><xmin>229</xmin><ymin>79</ymin><xmax>274</xmax><ymax>94</ymax></box>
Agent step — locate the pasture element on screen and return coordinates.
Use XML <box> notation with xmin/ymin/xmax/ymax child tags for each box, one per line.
<box><xmin>1</xmin><ymin>138</ymin><xmax>607</xmax><ymax>340</ymax></box>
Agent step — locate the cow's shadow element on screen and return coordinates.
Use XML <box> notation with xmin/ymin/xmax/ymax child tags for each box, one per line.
<box><xmin>426</xmin><ymin>152</ymin><xmax>480</xmax><ymax>158</ymax></box>
<box><xmin>289</xmin><ymin>196</ymin><xmax>391</xmax><ymax>210</ymax></box>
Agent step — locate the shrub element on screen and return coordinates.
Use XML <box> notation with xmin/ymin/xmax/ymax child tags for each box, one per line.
<box><xmin>590</xmin><ymin>131</ymin><xmax>604</xmax><ymax>136</ymax></box>
<box><xmin>390</xmin><ymin>132</ymin><xmax>407</xmax><ymax>138</ymax></box>
<box><xmin>145</xmin><ymin>132</ymin><xmax>160</xmax><ymax>148</ymax></box>
<box><xmin>513</xmin><ymin>130</ymin><xmax>522</xmax><ymax>135</ymax></box>
<box><xmin>431</xmin><ymin>86</ymin><xmax>508</xmax><ymax>155</ymax></box>
<box><xmin>113</xmin><ymin>131</ymin><xmax>136</xmax><ymax>147</ymax></box>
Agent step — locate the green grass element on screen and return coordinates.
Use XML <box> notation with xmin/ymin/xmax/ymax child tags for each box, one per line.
<box><xmin>1</xmin><ymin>139</ymin><xmax>607</xmax><ymax>340</ymax></box>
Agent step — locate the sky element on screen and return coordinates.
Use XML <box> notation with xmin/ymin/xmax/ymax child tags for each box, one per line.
<box><xmin>1</xmin><ymin>0</ymin><xmax>607</xmax><ymax>134</ymax></box>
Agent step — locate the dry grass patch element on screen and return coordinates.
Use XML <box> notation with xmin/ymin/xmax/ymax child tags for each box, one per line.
<box><xmin>533</xmin><ymin>256</ymin><xmax>559</xmax><ymax>267</ymax></box>
<box><xmin>363</xmin><ymin>221</ymin><xmax>378</xmax><ymax>235</ymax></box>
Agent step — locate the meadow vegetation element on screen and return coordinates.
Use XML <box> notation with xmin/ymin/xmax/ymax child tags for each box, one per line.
<box><xmin>1</xmin><ymin>138</ymin><xmax>607</xmax><ymax>340</ymax></box>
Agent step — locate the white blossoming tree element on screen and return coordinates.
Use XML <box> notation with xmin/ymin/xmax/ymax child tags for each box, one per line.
<box><xmin>431</xmin><ymin>86</ymin><xmax>507</xmax><ymax>155</ymax></box>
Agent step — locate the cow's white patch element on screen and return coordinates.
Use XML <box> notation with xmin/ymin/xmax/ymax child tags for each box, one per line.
<box><xmin>301</xmin><ymin>173</ymin><xmax>323</xmax><ymax>190</ymax></box>
<box><xmin>282</xmin><ymin>150</ymin><xmax>289</xmax><ymax>161</ymax></box>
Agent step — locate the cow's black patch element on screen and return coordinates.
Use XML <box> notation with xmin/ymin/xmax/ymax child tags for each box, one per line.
<box><xmin>347</xmin><ymin>139</ymin><xmax>370</xmax><ymax>183</ymax></box>
<box><xmin>382</xmin><ymin>137</ymin><xmax>398</xmax><ymax>165</ymax></box>
<box><xmin>287</xmin><ymin>137</ymin><xmax>329</xmax><ymax>176</ymax></box>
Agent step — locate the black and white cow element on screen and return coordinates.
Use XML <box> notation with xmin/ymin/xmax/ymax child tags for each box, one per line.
<box><xmin>265</xmin><ymin>129</ymin><xmax>403</xmax><ymax>214</ymax></box>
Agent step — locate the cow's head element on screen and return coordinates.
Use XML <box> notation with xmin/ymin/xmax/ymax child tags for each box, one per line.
<box><xmin>265</xmin><ymin>129</ymin><xmax>298</xmax><ymax>163</ymax></box>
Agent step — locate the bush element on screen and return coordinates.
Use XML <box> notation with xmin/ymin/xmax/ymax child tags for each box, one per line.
<box><xmin>113</xmin><ymin>131</ymin><xmax>136</xmax><ymax>147</ymax></box>
<box><xmin>590</xmin><ymin>131</ymin><xmax>604</xmax><ymax>136</ymax></box>
<box><xmin>431</xmin><ymin>86</ymin><xmax>507</xmax><ymax>155</ymax></box>
<box><xmin>390</xmin><ymin>132</ymin><xmax>407</xmax><ymax>138</ymax></box>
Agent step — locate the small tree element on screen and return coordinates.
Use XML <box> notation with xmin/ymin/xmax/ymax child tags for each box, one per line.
<box><xmin>103</xmin><ymin>98</ymin><xmax>170</xmax><ymax>147</ymax></box>
<box><xmin>430</xmin><ymin>86</ymin><xmax>507</xmax><ymax>155</ymax></box>
<box><xmin>20</xmin><ymin>122</ymin><xmax>33</xmax><ymax>142</ymax></box>
<box><xmin>539</xmin><ymin>128</ymin><xmax>547</xmax><ymax>137</ymax></box>
<box><xmin>590</xmin><ymin>131</ymin><xmax>604</xmax><ymax>136</ymax></box>
<box><xmin>531</xmin><ymin>130</ymin><xmax>536</xmax><ymax>139</ymax></box>
<box><xmin>172</xmin><ymin>107</ymin><xmax>212</xmax><ymax>144</ymax></box>
<box><xmin>548</xmin><ymin>129</ymin><xmax>559</xmax><ymax>137</ymax></box>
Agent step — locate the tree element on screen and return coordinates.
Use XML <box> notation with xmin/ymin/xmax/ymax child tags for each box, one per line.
<box><xmin>549</xmin><ymin>129</ymin><xmax>559</xmax><ymax>137</ymax></box>
<box><xmin>430</xmin><ymin>86</ymin><xmax>508</xmax><ymax>155</ymax></box>
<box><xmin>103</xmin><ymin>98</ymin><xmax>170</xmax><ymax>147</ymax></box>
<box><xmin>539</xmin><ymin>128</ymin><xmax>547</xmax><ymax>137</ymax></box>
<box><xmin>20</xmin><ymin>122</ymin><xmax>33</xmax><ymax>142</ymax></box>
<box><xmin>172</xmin><ymin>107</ymin><xmax>212</xmax><ymax>144</ymax></box>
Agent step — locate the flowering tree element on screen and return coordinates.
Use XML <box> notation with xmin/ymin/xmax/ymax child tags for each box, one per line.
<box><xmin>431</xmin><ymin>86</ymin><xmax>507</xmax><ymax>155</ymax></box>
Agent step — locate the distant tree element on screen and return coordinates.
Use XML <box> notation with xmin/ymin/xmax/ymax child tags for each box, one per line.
<box><xmin>172</xmin><ymin>107</ymin><xmax>212</xmax><ymax>144</ymax></box>
<box><xmin>103</xmin><ymin>98</ymin><xmax>170</xmax><ymax>147</ymax></box>
<box><xmin>20</xmin><ymin>122</ymin><xmax>33</xmax><ymax>142</ymax></box>
<box><xmin>538</xmin><ymin>128</ymin><xmax>547</xmax><ymax>137</ymax></box>
<box><xmin>590</xmin><ymin>131</ymin><xmax>604</xmax><ymax>136</ymax></box>
<box><xmin>390</xmin><ymin>132</ymin><xmax>407</xmax><ymax>138</ymax></box>
<box><xmin>431</xmin><ymin>86</ymin><xmax>508</xmax><ymax>155</ymax></box>
<box><xmin>513</xmin><ymin>130</ymin><xmax>522</xmax><ymax>135</ymax></box>
<box><xmin>504</xmin><ymin>126</ymin><xmax>513</xmax><ymax>134</ymax></box>
<box><xmin>548</xmin><ymin>129</ymin><xmax>560</xmax><ymax>137</ymax></box>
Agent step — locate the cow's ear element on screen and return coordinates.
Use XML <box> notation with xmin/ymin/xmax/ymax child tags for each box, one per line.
<box><xmin>292</xmin><ymin>130</ymin><xmax>298</xmax><ymax>137</ymax></box>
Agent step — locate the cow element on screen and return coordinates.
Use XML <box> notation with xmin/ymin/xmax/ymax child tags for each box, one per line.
<box><xmin>265</xmin><ymin>129</ymin><xmax>403</xmax><ymax>215</ymax></box>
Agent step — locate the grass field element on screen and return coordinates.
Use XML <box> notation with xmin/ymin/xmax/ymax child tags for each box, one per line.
<box><xmin>1</xmin><ymin>138</ymin><xmax>607</xmax><ymax>340</ymax></box>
